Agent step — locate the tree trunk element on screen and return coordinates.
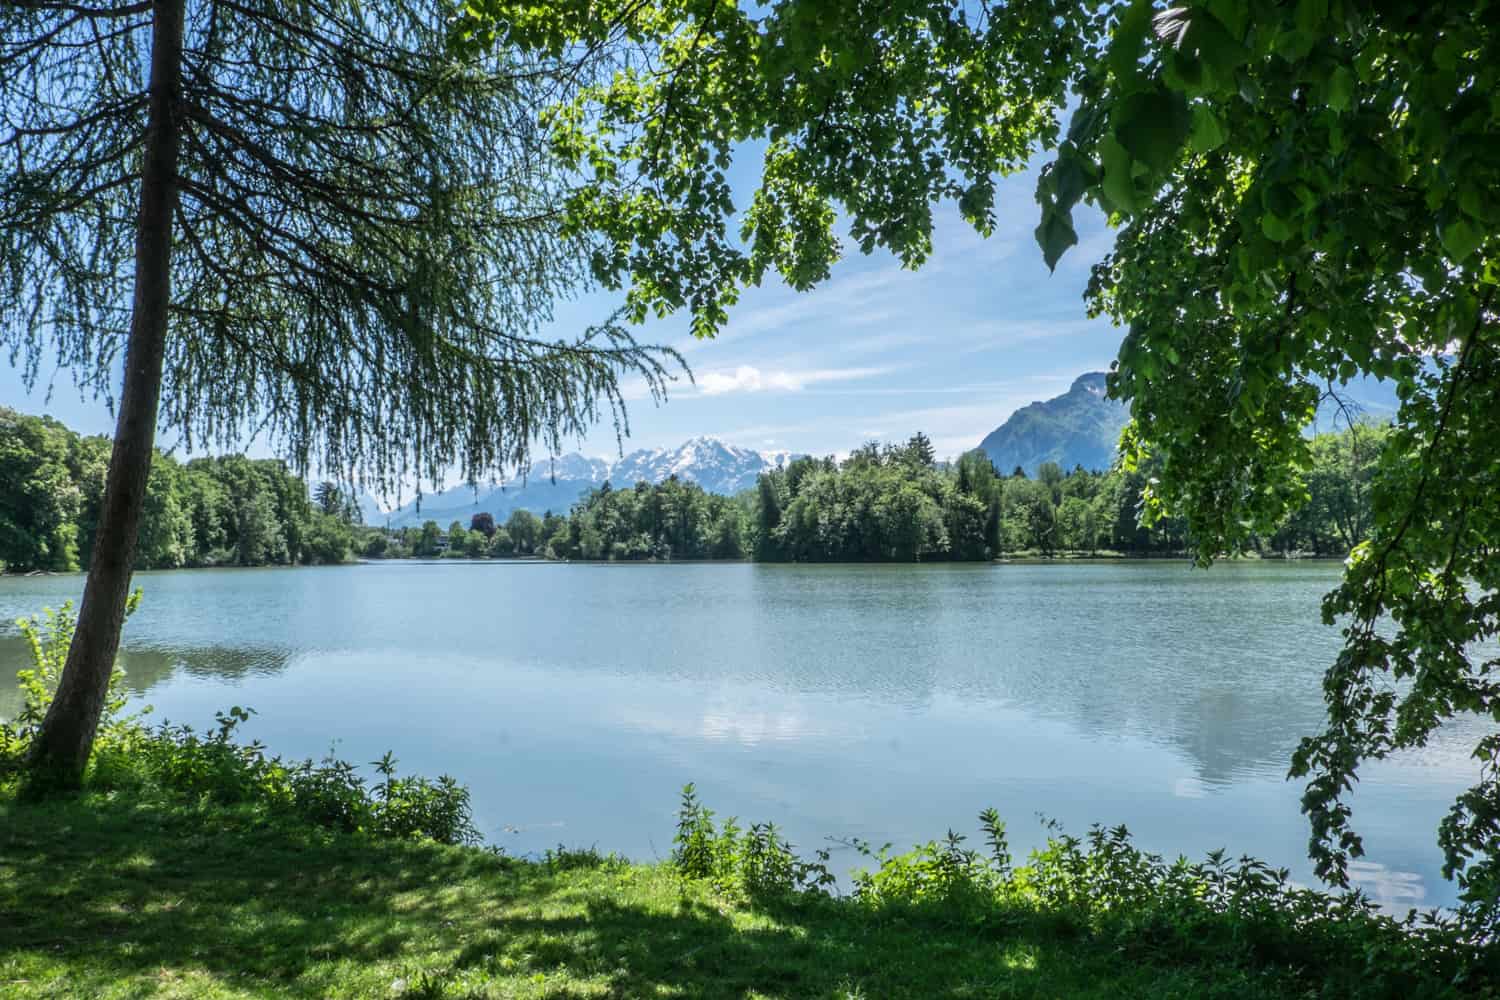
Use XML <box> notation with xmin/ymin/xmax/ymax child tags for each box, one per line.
<box><xmin>28</xmin><ymin>0</ymin><xmax>185</xmax><ymax>788</ymax></box>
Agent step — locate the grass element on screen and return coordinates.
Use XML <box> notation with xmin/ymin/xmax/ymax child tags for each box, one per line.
<box><xmin>0</xmin><ymin>787</ymin><xmax>1347</xmax><ymax>1000</ymax></box>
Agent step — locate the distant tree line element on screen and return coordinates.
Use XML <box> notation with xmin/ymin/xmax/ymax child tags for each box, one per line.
<box><xmin>365</xmin><ymin>508</ymin><xmax>561</xmax><ymax>560</ymax></box>
<box><xmin>1</xmin><ymin>409</ymin><xmax>360</xmax><ymax>572</ymax></box>
<box><xmin>527</xmin><ymin>427</ymin><xmax>1385</xmax><ymax>563</ymax></box>
<box><xmin>545</xmin><ymin>478</ymin><xmax>749</xmax><ymax>561</ymax></box>
<box><xmin>5</xmin><ymin>409</ymin><xmax>1382</xmax><ymax>572</ymax></box>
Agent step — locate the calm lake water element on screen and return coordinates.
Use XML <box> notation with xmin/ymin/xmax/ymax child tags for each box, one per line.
<box><xmin>0</xmin><ymin>560</ymin><xmax>1488</xmax><ymax>910</ymax></box>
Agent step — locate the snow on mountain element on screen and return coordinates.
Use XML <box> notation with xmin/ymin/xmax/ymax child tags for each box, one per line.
<box><xmin>382</xmin><ymin>437</ymin><xmax>788</xmax><ymax>527</ymax></box>
<box><xmin>608</xmin><ymin>436</ymin><xmax>788</xmax><ymax>495</ymax></box>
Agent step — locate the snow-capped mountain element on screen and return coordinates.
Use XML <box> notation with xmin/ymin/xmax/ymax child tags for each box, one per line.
<box><xmin>608</xmin><ymin>437</ymin><xmax>788</xmax><ymax>495</ymax></box>
<box><xmin>380</xmin><ymin>437</ymin><xmax>789</xmax><ymax>527</ymax></box>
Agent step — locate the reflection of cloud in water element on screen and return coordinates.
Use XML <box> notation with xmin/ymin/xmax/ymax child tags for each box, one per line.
<box><xmin>4</xmin><ymin>563</ymin><xmax>1490</xmax><ymax>797</ymax></box>
<box><xmin>1173</xmin><ymin>776</ymin><xmax>1209</xmax><ymax>799</ymax></box>
<box><xmin>1345</xmin><ymin>860</ymin><xmax>1427</xmax><ymax>911</ymax></box>
<box><xmin>614</xmin><ymin>698</ymin><xmax>857</xmax><ymax>748</ymax></box>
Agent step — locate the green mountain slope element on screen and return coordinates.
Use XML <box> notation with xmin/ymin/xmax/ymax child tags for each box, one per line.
<box><xmin>977</xmin><ymin>372</ymin><xmax>1128</xmax><ymax>475</ymax></box>
<box><xmin>977</xmin><ymin>370</ymin><xmax>1402</xmax><ymax>477</ymax></box>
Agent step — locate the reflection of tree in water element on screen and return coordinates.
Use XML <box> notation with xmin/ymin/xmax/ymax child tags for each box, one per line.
<box><xmin>735</xmin><ymin>565</ymin><xmax>1342</xmax><ymax>786</ymax></box>
<box><xmin>0</xmin><ymin>637</ymin><xmax>290</xmax><ymax>721</ymax></box>
<box><xmin>1166</xmin><ymin>685</ymin><xmax>1326</xmax><ymax>787</ymax></box>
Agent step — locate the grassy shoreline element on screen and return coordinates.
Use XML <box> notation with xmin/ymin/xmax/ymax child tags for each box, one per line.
<box><xmin>1</xmin><ymin>781</ymin><xmax>1493</xmax><ymax>1000</ymax></box>
<box><xmin>0</xmin><ymin>791</ymin><xmax>1353</xmax><ymax>999</ymax></box>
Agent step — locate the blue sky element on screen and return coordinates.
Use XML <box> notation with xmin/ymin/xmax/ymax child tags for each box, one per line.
<box><xmin>1</xmin><ymin>166</ymin><xmax>1122</xmax><ymax>466</ymax></box>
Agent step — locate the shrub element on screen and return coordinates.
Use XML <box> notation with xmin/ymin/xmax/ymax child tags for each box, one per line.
<box><xmin>673</xmin><ymin>787</ymin><xmax>1500</xmax><ymax>997</ymax></box>
<box><xmin>1</xmin><ymin>593</ymin><xmax>146</xmax><ymax>772</ymax></box>
<box><xmin>671</xmin><ymin>783</ymin><xmax>835</xmax><ymax>900</ymax></box>
<box><xmin>97</xmin><ymin>716</ymin><xmax>480</xmax><ymax>846</ymax></box>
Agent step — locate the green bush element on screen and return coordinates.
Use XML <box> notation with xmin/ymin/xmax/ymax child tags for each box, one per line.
<box><xmin>673</xmin><ymin>787</ymin><xmax>1500</xmax><ymax>998</ymax></box>
<box><xmin>672</xmin><ymin>783</ymin><xmax>837</xmax><ymax>900</ymax></box>
<box><xmin>1</xmin><ymin>593</ymin><xmax>145</xmax><ymax>772</ymax></box>
<box><xmin>95</xmin><ymin>712</ymin><xmax>480</xmax><ymax>846</ymax></box>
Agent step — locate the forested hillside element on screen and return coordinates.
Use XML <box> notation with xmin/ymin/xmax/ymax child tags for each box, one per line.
<box><xmin>0</xmin><ymin>408</ymin><xmax>360</xmax><ymax>572</ymax></box>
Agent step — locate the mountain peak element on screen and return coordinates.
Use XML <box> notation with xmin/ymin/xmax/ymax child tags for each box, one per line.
<box><xmin>385</xmin><ymin>436</ymin><xmax>783</xmax><ymax>526</ymax></box>
<box><xmin>1070</xmin><ymin>371</ymin><xmax>1109</xmax><ymax>396</ymax></box>
<box><xmin>977</xmin><ymin>373</ymin><xmax>1129</xmax><ymax>476</ymax></box>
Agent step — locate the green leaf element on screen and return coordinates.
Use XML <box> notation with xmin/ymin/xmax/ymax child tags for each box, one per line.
<box><xmin>1099</xmin><ymin>135</ymin><xmax>1139</xmax><ymax>214</ymax></box>
<box><xmin>1185</xmin><ymin>10</ymin><xmax>1249</xmax><ymax>82</ymax></box>
<box><xmin>1263</xmin><ymin>184</ymin><xmax>1299</xmax><ymax>220</ymax></box>
<box><xmin>1295</xmin><ymin>0</ymin><xmax>1328</xmax><ymax>34</ymax></box>
<box><xmin>1205</xmin><ymin>0</ymin><xmax>1249</xmax><ymax>39</ymax></box>
<box><xmin>1262</xmin><ymin>213</ymin><xmax>1293</xmax><ymax>242</ymax></box>
<box><xmin>1327</xmin><ymin>66</ymin><xmax>1354</xmax><ymax>111</ymax></box>
<box><xmin>1052</xmin><ymin>152</ymin><xmax>1091</xmax><ymax>210</ymax></box>
<box><xmin>1189</xmin><ymin>105</ymin><xmax>1227</xmax><ymax>152</ymax></box>
<box><xmin>1035</xmin><ymin>208</ymin><xmax>1078</xmax><ymax>272</ymax></box>
<box><xmin>1439</xmin><ymin>216</ymin><xmax>1483</xmax><ymax>263</ymax></box>
<box><xmin>1067</xmin><ymin>102</ymin><xmax>1106</xmax><ymax>145</ymax></box>
<box><xmin>1108</xmin><ymin>0</ymin><xmax>1155</xmax><ymax>84</ymax></box>
<box><xmin>1114</xmin><ymin>89</ymin><xmax>1191</xmax><ymax>172</ymax></box>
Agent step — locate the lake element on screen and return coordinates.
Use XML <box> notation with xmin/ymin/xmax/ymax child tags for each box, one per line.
<box><xmin>0</xmin><ymin>560</ymin><xmax>1486</xmax><ymax>910</ymax></box>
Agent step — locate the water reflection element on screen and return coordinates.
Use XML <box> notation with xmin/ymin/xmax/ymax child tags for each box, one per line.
<box><xmin>0</xmin><ymin>636</ymin><xmax>290</xmax><ymax>722</ymax></box>
<box><xmin>0</xmin><ymin>561</ymin><xmax>1485</xmax><ymax>910</ymax></box>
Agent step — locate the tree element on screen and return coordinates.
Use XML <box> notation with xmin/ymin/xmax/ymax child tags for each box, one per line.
<box><xmin>235</xmin><ymin>490</ymin><xmax>286</xmax><ymax>566</ymax></box>
<box><xmin>314</xmin><ymin>482</ymin><xmax>343</xmax><ymax>518</ymax></box>
<box><xmin>944</xmin><ymin>490</ymin><xmax>989</xmax><ymax>560</ymax></box>
<box><xmin>447</xmin><ymin>520</ymin><xmax>468</xmax><ymax>557</ymax></box>
<box><xmin>470</xmin><ymin>512</ymin><xmax>497</xmax><ymax>539</ymax></box>
<box><xmin>900</xmin><ymin>432</ymin><xmax>936</xmax><ymax>469</ymax></box>
<box><xmin>754</xmin><ymin>473</ymin><xmax>785</xmax><ymax>560</ymax></box>
<box><xmin>1002</xmin><ymin>478</ymin><xmax>1054</xmax><ymax>554</ymax></box>
<box><xmin>414</xmin><ymin>521</ymin><xmax>443</xmax><ymax>559</ymax></box>
<box><xmin>490</xmin><ymin>526</ymin><xmax>514</xmax><ymax>557</ymax></box>
<box><xmin>134</xmin><ymin>455</ymin><xmax>193</xmax><ymax>569</ymax></box>
<box><xmin>954</xmin><ymin>449</ymin><xmax>998</xmax><ymax>499</ymax></box>
<box><xmin>505</xmin><ymin>509</ymin><xmax>541</xmax><ymax>555</ymax></box>
<box><xmin>303</xmin><ymin>511</ymin><xmax>354</xmax><ymax>565</ymax></box>
<box><xmin>362</xmin><ymin>532</ymin><xmax>389</xmax><ymax>559</ymax></box>
<box><xmin>313</xmin><ymin>482</ymin><xmax>361</xmax><ymax>526</ymax></box>
<box><xmin>708</xmin><ymin>504</ymin><xmax>746</xmax><ymax>559</ymax></box>
<box><xmin>1032</xmin><ymin>2</ymin><xmax>1500</xmax><ymax>920</ymax></box>
<box><xmin>3</xmin><ymin>1</ymin><xmax>679</xmax><ymax>783</ymax></box>
<box><xmin>0</xmin><ymin>410</ymin><xmax>83</xmax><ymax>572</ymax></box>
<box><xmin>1056</xmin><ymin>496</ymin><xmax>1098</xmax><ymax>554</ymax></box>
<box><xmin>1036</xmin><ymin>461</ymin><xmax>1064</xmax><ymax>506</ymax></box>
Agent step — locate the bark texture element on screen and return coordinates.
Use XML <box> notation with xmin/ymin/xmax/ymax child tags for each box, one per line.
<box><xmin>28</xmin><ymin>0</ymin><xmax>185</xmax><ymax>787</ymax></box>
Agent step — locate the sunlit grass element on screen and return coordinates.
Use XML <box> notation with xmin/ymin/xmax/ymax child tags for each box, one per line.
<box><xmin>0</xmin><ymin>785</ymin><xmax>1340</xmax><ymax>999</ymax></box>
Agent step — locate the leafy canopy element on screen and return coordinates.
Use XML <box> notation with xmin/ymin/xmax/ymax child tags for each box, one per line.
<box><xmin>1039</xmin><ymin>0</ymin><xmax>1500</xmax><ymax>925</ymax></box>
<box><xmin>453</xmin><ymin>0</ymin><xmax>1082</xmax><ymax>335</ymax></box>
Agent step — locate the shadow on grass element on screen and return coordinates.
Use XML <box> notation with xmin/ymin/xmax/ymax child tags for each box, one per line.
<box><xmin>0</xmin><ymin>792</ymin><xmax>1289</xmax><ymax>999</ymax></box>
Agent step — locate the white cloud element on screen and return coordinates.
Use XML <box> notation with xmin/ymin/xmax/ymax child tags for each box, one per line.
<box><xmin>696</xmin><ymin>364</ymin><xmax>889</xmax><ymax>396</ymax></box>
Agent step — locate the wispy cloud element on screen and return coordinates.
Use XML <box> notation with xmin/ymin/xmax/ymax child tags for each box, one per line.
<box><xmin>696</xmin><ymin>364</ymin><xmax>890</xmax><ymax>396</ymax></box>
